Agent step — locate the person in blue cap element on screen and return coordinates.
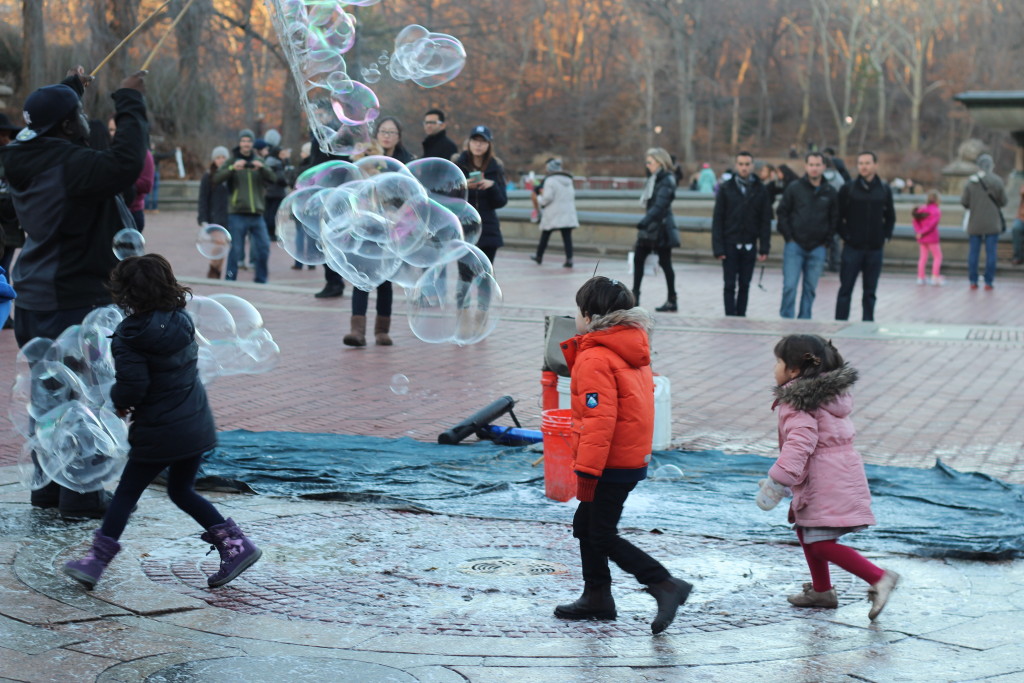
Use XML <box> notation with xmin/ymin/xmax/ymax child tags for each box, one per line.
<box><xmin>454</xmin><ymin>125</ymin><xmax>507</xmax><ymax>265</ymax></box>
<box><xmin>0</xmin><ymin>65</ymin><xmax>148</xmax><ymax>520</ymax></box>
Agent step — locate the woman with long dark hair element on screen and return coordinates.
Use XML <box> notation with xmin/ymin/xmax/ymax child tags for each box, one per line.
<box><xmin>454</xmin><ymin>125</ymin><xmax>507</xmax><ymax>265</ymax></box>
<box><xmin>343</xmin><ymin>116</ymin><xmax>415</xmax><ymax>347</ymax></box>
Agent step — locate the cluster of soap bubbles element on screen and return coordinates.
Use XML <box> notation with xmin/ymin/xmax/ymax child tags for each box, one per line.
<box><xmin>196</xmin><ymin>224</ymin><xmax>232</xmax><ymax>260</ymax></box>
<box><xmin>276</xmin><ymin>156</ymin><xmax>502</xmax><ymax>346</ymax></box>
<box><xmin>267</xmin><ymin>0</ymin><xmax>466</xmax><ymax>156</ymax></box>
<box><xmin>387</xmin><ymin>24</ymin><xmax>466</xmax><ymax>88</ymax></box>
<box><xmin>10</xmin><ymin>307</ymin><xmax>129</xmax><ymax>493</ymax></box>
<box><xmin>113</xmin><ymin>228</ymin><xmax>145</xmax><ymax>260</ymax></box>
<box><xmin>185</xmin><ymin>294</ymin><xmax>281</xmax><ymax>382</ymax></box>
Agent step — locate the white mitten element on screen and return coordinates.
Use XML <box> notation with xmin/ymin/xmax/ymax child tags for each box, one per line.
<box><xmin>756</xmin><ymin>478</ymin><xmax>788</xmax><ymax>511</ymax></box>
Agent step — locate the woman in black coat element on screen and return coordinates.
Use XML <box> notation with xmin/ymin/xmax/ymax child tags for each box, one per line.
<box><xmin>455</xmin><ymin>125</ymin><xmax>508</xmax><ymax>265</ymax></box>
<box><xmin>633</xmin><ymin>147</ymin><xmax>680</xmax><ymax>311</ymax></box>
<box><xmin>197</xmin><ymin>146</ymin><xmax>231</xmax><ymax>279</ymax></box>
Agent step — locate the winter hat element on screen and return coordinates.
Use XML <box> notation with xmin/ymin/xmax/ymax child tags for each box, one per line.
<box><xmin>546</xmin><ymin>158</ymin><xmax>562</xmax><ymax>173</ymax></box>
<box><xmin>254</xmin><ymin>139</ymin><xmax>268</xmax><ymax>150</ymax></box>
<box><xmin>211</xmin><ymin>145</ymin><xmax>229</xmax><ymax>161</ymax></box>
<box><xmin>16</xmin><ymin>84</ymin><xmax>81</xmax><ymax>142</ymax></box>
<box><xmin>264</xmin><ymin>129</ymin><xmax>281</xmax><ymax>147</ymax></box>
<box><xmin>976</xmin><ymin>154</ymin><xmax>994</xmax><ymax>173</ymax></box>
<box><xmin>238</xmin><ymin>128</ymin><xmax>255</xmax><ymax>141</ymax></box>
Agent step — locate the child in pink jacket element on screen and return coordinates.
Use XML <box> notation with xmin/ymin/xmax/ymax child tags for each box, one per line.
<box><xmin>757</xmin><ymin>334</ymin><xmax>900</xmax><ymax>620</ymax></box>
<box><xmin>912</xmin><ymin>190</ymin><xmax>943</xmax><ymax>285</ymax></box>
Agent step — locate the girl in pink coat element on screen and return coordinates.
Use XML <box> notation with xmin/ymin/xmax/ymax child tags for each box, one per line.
<box><xmin>757</xmin><ymin>334</ymin><xmax>900</xmax><ymax>620</ymax></box>
<box><xmin>912</xmin><ymin>190</ymin><xmax>943</xmax><ymax>285</ymax></box>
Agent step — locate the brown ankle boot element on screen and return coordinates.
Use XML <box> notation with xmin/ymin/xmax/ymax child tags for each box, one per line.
<box><xmin>374</xmin><ymin>316</ymin><xmax>393</xmax><ymax>346</ymax></box>
<box><xmin>343</xmin><ymin>315</ymin><xmax>367</xmax><ymax>347</ymax></box>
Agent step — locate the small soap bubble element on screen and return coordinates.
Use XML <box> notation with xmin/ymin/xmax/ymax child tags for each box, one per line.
<box><xmin>361</xmin><ymin>66</ymin><xmax>381</xmax><ymax>84</ymax></box>
<box><xmin>112</xmin><ymin>228</ymin><xmax>145</xmax><ymax>260</ymax></box>
<box><xmin>652</xmin><ymin>464</ymin><xmax>685</xmax><ymax>480</ymax></box>
<box><xmin>390</xmin><ymin>373</ymin><xmax>409</xmax><ymax>394</ymax></box>
<box><xmin>196</xmin><ymin>224</ymin><xmax>232</xmax><ymax>260</ymax></box>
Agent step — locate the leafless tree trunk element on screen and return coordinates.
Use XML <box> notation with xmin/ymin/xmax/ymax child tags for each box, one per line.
<box><xmin>22</xmin><ymin>0</ymin><xmax>46</xmax><ymax>91</ymax></box>
<box><xmin>812</xmin><ymin>0</ymin><xmax>872</xmax><ymax>157</ymax></box>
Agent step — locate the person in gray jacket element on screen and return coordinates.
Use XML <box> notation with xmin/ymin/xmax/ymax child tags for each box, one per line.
<box><xmin>530</xmin><ymin>157</ymin><xmax>578</xmax><ymax>268</ymax></box>
<box><xmin>961</xmin><ymin>153</ymin><xmax>1007</xmax><ymax>290</ymax></box>
<box><xmin>776</xmin><ymin>153</ymin><xmax>838</xmax><ymax>319</ymax></box>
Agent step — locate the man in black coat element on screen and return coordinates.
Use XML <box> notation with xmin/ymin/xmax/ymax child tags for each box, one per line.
<box><xmin>422</xmin><ymin>108</ymin><xmax>458</xmax><ymax>160</ymax></box>
<box><xmin>776</xmin><ymin>153</ymin><xmax>839</xmax><ymax>319</ymax></box>
<box><xmin>0</xmin><ymin>66</ymin><xmax>148</xmax><ymax>518</ymax></box>
<box><xmin>835</xmin><ymin>151</ymin><xmax>895</xmax><ymax>321</ymax></box>
<box><xmin>711</xmin><ymin>151</ymin><xmax>772</xmax><ymax>316</ymax></box>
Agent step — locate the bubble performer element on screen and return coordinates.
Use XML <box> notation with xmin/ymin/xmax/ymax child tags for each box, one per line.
<box><xmin>759</xmin><ymin>334</ymin><xmax>899</xmax><ymax>620</ymax></box>
<box><xmin>554</xmin><ymin>276</ymin><xmax>693</xmax><ymax>634</ymax></box>
<box><xmin>0</xmin><ymin>66</ymin><xmax>148</xmax><ymax>520</ymax></box>
<box><xmin>64</xmin><ymin>255</ymin><xmax>262</xmax><ymax>591</ymax></box>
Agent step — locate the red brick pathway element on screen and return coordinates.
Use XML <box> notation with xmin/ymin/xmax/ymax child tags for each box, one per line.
<box><xmin>2</xmin><ymin>210</ymin><xmax>1023</xmax><ymax>482</ymax></box>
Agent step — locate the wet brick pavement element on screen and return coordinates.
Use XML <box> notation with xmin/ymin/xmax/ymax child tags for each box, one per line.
<box><xmin>1</xmin><ymin>210</ymin><xmax>1024</xmax><ymax>681</ymax></box>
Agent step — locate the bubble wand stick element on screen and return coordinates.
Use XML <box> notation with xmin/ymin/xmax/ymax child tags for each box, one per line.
<box><xmin>90</xmin><ymin>0</ymin><xmax>172</xmax><ymax>77</ymax></box>
<box><xmin>140</xmin><ymin>0</ymin><xmax>200</xmax><ymax>71</ymax></box>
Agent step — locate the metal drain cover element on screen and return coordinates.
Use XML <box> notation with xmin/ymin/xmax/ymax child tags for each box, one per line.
<box><xmin>457</xmin><ymin>558</ymin><xmax>570</xmax><ymax>576</ymax></box>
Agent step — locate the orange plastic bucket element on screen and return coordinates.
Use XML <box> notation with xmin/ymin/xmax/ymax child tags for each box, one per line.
<box><xmin>541</xmin><ymin>408</ymin><xmax>575</xmax><ymax>502</ymax></box>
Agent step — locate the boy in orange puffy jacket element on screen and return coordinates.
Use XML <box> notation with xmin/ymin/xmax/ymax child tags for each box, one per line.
<box><xmin>554</xmin><ymin>276</ymin><xmax>693</xmax><ymax>634</ymax></box>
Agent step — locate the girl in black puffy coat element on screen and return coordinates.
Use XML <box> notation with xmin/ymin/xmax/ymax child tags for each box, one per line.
<box><xmin>632</xmin><ymin>147</ymin><xmax>680</xmax><ymax>312</ymax></box>
<box><xmin>64</xmin><ymin>255</ymin><xmax>261</xmax><ymax>591</ymax></box>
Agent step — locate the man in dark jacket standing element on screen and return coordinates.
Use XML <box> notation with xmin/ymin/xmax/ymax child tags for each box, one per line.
<box><xmin>776</xmin><ymin>153</ymin><xmax>838</xmax><ymax>319</ymax></box>
<box><xmin>422</xmin><ymin>108</ymin><xmax>458</xmax><ymax>160</ymax></box>
<box><xmin>213</xmin><ymin>129</ymin><xmax>275</xmax><ymax>283</ymax></box>
<box><xmin>712</xmin><ymin>151</ymin><xmax>772</xmax><ymax>316</ymax></box>
<box><xmin>0</xmin><ymin>66</ymin><xmax>147</xmax><ymax>518</ymax></box>
<box><xmin>835</xmin><ymin>151</ymin><xmax>895</xmax><ymax>321</ymax></box>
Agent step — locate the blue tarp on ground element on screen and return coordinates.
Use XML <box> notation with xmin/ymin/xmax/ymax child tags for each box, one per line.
<box><xmin>199</xmin><ymin>430</ymin><xmax>1024</xmax><ymax>561</ymax></box>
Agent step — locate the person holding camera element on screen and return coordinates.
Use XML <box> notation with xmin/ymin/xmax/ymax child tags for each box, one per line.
<box><xmin>212</xmin><ymin>129</ymin><xmax>275</xmax><ymax>283</ymax></box>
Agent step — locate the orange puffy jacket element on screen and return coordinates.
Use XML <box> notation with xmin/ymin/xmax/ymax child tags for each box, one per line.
<box><xmin>560</xmin><ymin>308</ymin><xmax>655</xmax><ymax>482</ymax></box>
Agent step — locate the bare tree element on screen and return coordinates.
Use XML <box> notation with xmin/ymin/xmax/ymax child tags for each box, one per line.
<box><xmin>21</xmin><ymin>0</ymin><xmax>45</xmax><ymax>91</ymax></box>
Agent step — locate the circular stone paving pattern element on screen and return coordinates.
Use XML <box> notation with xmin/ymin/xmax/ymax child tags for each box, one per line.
<box><xmin>141</xmin><ymin>507</ymin><xmax>862</xmax><ymax>638</ymax></box>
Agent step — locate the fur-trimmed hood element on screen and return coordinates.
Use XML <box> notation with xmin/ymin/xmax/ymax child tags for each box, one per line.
<box><xmin>773</xmin><ymin>364</ymin><xmax>858</xmax><ymax>413</ymax></box>
<box><xmin>587</xmin><ymin>307</ymin><xmax>652</xmax><ymax>334</ymax></box>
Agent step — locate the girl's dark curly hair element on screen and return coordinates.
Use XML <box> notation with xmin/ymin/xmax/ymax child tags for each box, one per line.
<box><xmin>774</xmin><ymin>334</ymin><xmax>843</xmax><ymax>380</ymax></box>
<box><xmin>107</xmin><ymin>254</ymin><xmax>190</xmax><ymax>315</ymax></box>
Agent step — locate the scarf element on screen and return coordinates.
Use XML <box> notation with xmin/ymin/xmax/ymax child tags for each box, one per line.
<box><xmin>639</xmin><ymin>173</ymin><xmax>657</xmax><ymax>206</ymax></box>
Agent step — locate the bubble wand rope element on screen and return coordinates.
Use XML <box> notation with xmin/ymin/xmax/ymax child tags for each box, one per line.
<box><xmin>140</xmin><ymin>0</ymin><xmax>200</xmax><ymax>71</ymax></box>
<box><xmin>90</xmin><ymin>0</ymin><xmax>172</xmax><ymax>77</ymax></box>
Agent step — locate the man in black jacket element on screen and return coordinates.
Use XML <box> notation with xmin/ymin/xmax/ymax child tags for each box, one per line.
<box><xmin>711</xmin><ymin>151</ymin><xmax>772</xmax><ymax>316</ymax></box>
<box><xmin>776</xmin><ymin>153</ymin><xmax>838</xmax><ymax>319</ymax></box>
<box><xmin>422</xmin><ymin>108</ymin><xmax>458</xmax><ymax>160</ymax></box>
<box><xmin>0</xmin><ymin>66</ymin><xmax>147</xmax><ymax>518</ymax></box>
<box><xmin>835</xmin><ymin>151</ymin><xmax>895</xmax><ymax>321</ymax></box>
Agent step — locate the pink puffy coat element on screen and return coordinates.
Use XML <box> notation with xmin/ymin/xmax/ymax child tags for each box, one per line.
<box><xmin>767</xmin><ymin>365</ymin><xmax>876</xmax><ymax>528</ymax></box>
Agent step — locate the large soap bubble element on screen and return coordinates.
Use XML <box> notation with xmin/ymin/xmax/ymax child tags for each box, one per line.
<box><xmin>329</xmin><ymin>80</ymin><xmax>380</xmax><ymax>126</ymax></box>
<box><xmin>408</xmin><ymin>158</ymin><xmax>469</xmax><ymax>200</ymax></box>
<box><xmin>34</xmin><ymin>401</ymin><xmax>128</xmax><ymax>494</ymax></box>
<box><xmin>113</xmin><ymin>228</ymin><xmax>145</xmax><ymax>260</ymax></box>
<box><xmin>197</xmin><ymin>224</ymin><xmax>232</xmax><ymax>260</ymax></box>
<box><xmin>186</xmin><ymin>294</ymin><xmax>280</xmax><ymax>379</ymax></box>
<box><xmin>389</xmin><ymin>24</ymin><xmax>467</xmax><ymax>88</ymax></box>
<box><xmin>408</xmin><ymin>242</ymin><xmax>503</xmax><ymax>345</ymax></box>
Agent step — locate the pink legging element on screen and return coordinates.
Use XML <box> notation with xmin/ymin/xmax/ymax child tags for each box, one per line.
<box><xmin>918</xmin><ymin>242</ymin><xmax>942</xmax><ymax>280</ymax></box>
<box><xmin>797</xmin><ymin>528</ymin><xmax>885</xmax><ymax>592</ymax></box>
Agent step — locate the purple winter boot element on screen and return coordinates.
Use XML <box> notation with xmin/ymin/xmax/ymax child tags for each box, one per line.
<box><xmin>63</xmin><ymin>530</ymin><xmax>121</xmax><ymax>590</ymax></box>
<box><xmin>201</xmin><ymin>518</ymin><xmax>262</xmax><ymax>588</ymax></box>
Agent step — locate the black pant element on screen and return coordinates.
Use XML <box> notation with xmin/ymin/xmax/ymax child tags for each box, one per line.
<box><xmin>478</xmin><ymin>245</ymin><xmax>498</xmax><ymax>265</ymax></box>
<box><xmin>324</xmin><ymin>264</ymin><xmax>343</xmax><ymax>286</ymax></box>
<box><xmin>572</xmin><ymin>481</ymin><xmax>669</xmax><ymax>590</ymax></box>
<box><xmin>631</xmin><ymin>244</ymin><xmax>675</xmax><ymax>300</ymax></box>
<box><xmin>131</xmin><ymin>209</ymin><xmax>145</xmax><ymax>233</ymax></box>
<box><xmin>535</xmin><ymin>228</ymin><xmax>573</xmax><ymax>261</ymax></box>
<box><xmin>352</xmin><ymin>281</ymin><xmax>393</xmax><ymax>316</ymax></box>
<box><xmin>835</xmin><ymin>245</ymin><xmax>883</xmax><ymax>321</ymax></box>
<box><xmin>722</xmin><ymin>246</ymin><xmax>757</xmax><ymax>316</ymax></box>
<box><xmin>101</xmin><ymin>456</ymin><xmax>224</xmax><ymax>540</ymax></box>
